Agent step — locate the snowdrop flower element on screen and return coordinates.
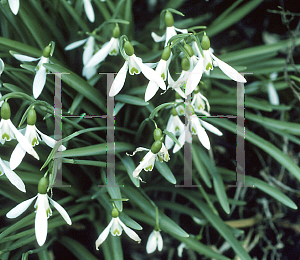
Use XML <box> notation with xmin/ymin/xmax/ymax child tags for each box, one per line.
<box><xmin>83</xmin><ymin>0</ymin><xmax>94</xmax><ymax>23</ymax></box>
<box><xmin>0</xmin><ymin>157</ymin><xmax>25</xmax><ymax>192</ymax></box>
<box><xmin>6</xmin><ymin>177</ymin><xmax>72</xmax><ymax>246</ymax></box>
<box><xmin>200</xmin><ymin>35</ymin><xmax>246</xmax><ymax>83</ymax></box>
<box><xmin>0</xmin><ymin>101</ymin><xmax>39</xmax><ymax>160</ymax></box>
<box><xmin>86</xmin><ymin>24</ymin><xmax>120</xmax><ymax>68</ymax></box>
<box><xmin>174</xmin><ymin>114</ymin><xmax>222</xmax><ymax>152</ymax></box>
<box><xmin>96</xmin><ymin>208</ymin><xmax>141</xmax><ymax>249</ymax></box>
<box><xmin>109</xmin><ymin>40</ymin><xmax>165</xmax><ymax>96</ymax></box>
<box><xmin>191</xmin><ymin>86</ymin><xmax>210</xmax><ymax>115</ymax></box>
<box><xmin>65</xmin><ymin>36</ymin><xmax>97</xmax><ymax>80</ymax></box>
<box><xmin>267</xmin><ymin>72</ymin><xmax>279</xmax><ymax>105</ymax></box>
<box><xmin>0</xmin><ymin>58</ymin><xmax>4</xmax><ymax>107</ymax></box>
<box><xmin>8</xmin><ymin>0</ymin><xmax>19</xmax><ymax>15</ymax></box>
<box><xmin>10</xmin><ymin>108</ymin><xmax>66</xmax><ymax>170</ymax></box>
<box><xmin>151</xmin><ymin>10</ymin><xmax>188</xmax><ymax>47</ymax></box>
<box><xmin>11</xmin><ymin>44</ymin><xmax>53</xmax><ymax>99</ymax></box>
<box><xmin>165</xmin><ymin>107</ymin><xmax>184</xmax><ymax>150</ymax></box>
<box><xmin>177</xmin><ymin>242</ymin><xmax>187</xmax><ymax>257</ymax></box>
<box><xmin>146</xmin><ymin>229</ymin><xmax>163</xmax><ymax>254</ymax></box>
<box><xmin>145</xmin><ymin>46</ymin><xmax>171</xmax><ymax>101</ymax></box>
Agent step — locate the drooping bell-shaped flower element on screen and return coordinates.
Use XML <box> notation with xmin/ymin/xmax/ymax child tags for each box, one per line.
<box><xmin>6</xmin><ymin>177</ymin><xmax>72</xmax><ymax>246</ymax></box>
<box><xmin>146</xmin><ymin>229</ymin><xmax>163</xmax><ymax>254</ymax></box>
<box><xmin>165</xmin><ymin>107</ymin><xmax>184</xmax><ymax>150</ymax></box>
<box><xmin>10</xmin><ymin>107</ymin><xmax>66</xmax><ymax>170</ymax></box>
<box><xmin>8</xmin><ymin>0</ymin><xmax>20</xmax><ymax>15</ymax></box>
<box><xmin>95</xmin><ymin>208</ymin><xmax>141</xmax><ymax>249</ymax></box>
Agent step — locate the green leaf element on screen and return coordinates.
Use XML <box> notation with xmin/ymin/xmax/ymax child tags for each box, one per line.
<box><xmin>119</xmin><ymin>155</ymin><xmax>140</xmax><ymax>187</ymax></box>
<box><xmin>155</xmin><ymin>161</ymin><xmax>176</xmax><ymax>184</ymax></box>
<box><xmin>119</xmin><ymin>212</ymin><xmax>143</xmax><ymax>230</ymax></box>
<box><xmin>115</xmin><ymin>94</ymin><xmax>149</xmax><ymax>106</ymax></box>
<box><xmin>107</xmin><ymin>184</ymin><xmax>123</xmax><ymax>212</ymax></box>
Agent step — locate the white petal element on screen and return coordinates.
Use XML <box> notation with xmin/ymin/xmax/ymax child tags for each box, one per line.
<box><xmin>133</xmin><ymin>151</ymin><xmax>155</xmax><ymax>180</ymax></box>
<box><xmin>117</xmin><ymin>218</ymin><xmax>141</xmax><ymax>243</ymax></box>
<box><xmin>126</xmin><ymin>147</ymin><xmax>149</xmax><ymax>156</ymax></box>
<box><xmin>35</xmin><ymin>127</ymin><xmax>66</xmax><ymax>151</ymax></box>
<box><xmin>33</xmin><ymin>66</ymin><xmax>46</xmax><ymax>99</ymax></box>
<box><xmin>82</xmin><ymin>65</ymin><xmax>97</xmax><ymax>80</ymax></box>
<box><xmin>145</xmin><ymin>81</ymin><xmax>159</xmax><ymax>102</ymax></box>
<box><xmin>12</xmin><ymin>54</ymin><xmax>39</xmax><ymax>62</ymax></box>
<box><xmin>211</xmin><ymin>53</ymin><xmax>246</xmax><ymax>83</ymax></box>
<box><xmin>165</xmin><ymin>27</ymin><xmax>177</xmax><ymax>46</ymax></box>
<box><xmin>48</xmin><ymin>196</ymin><xmax>72</xmax><ymax>225</ymax></box>
<box><xmin>10</xmin><ymin>143</ymin><xmax>26</xmax><ymax>170</ymax></box>
<box><xmin>151</xmin><ymin>32</ymin><xmax>166</xmax><ymax>42</ymax></box>
<box><xmin>0</xmin><ymin>58</ymin><xmax>4</xmax><ymax>75</ymax></box>
<box><xmin>200</xmin><ymin>120</ymin><xmax>223</xmax><ymax>136</ymax></box>
<box><xmin>173</xmin><ymin>128</ymin><xmax>186</xmax><ymax>153</ymax></box>
<box><xmin>35</xmin><ymin>196</ymin><xmax>48</xmax><ymax>246</ymax></box>
<box><xmin>111</xmin><ymin>217</ymin><xmax>122</xmax><ymax>236</ymax></box>
<box><xmin>8</xmin><ymin>0</ymin><xmax>19</xmax><ymax>15</ymax></box>
<box><xmin>86</xmin><ymin>38</ymin><xmax>114</xmax><ymax>68</ymax></box>
<box><xmin>174</xmin><ymin>27</ymin><xmax>188</xmax><ymax>34</ymax></box>
<box><xmin>83</xmin><ymin>36</ymin><xmax>95</xmax><ymax>65</ymax></box>
<box><xmin>95</xmin><ymin>218</ymin><xmax>114</xmax><ymax>250</ymax></box>
<box><xmin>177</xmin><ymin>242</ymin><xmax>186</xmax><ymax>257</ymax></box>
<box><xmin>7</xmin><ymin>120</ymin><xmax>39</xmax><ymax>160</ymax></box>
<box><xmin>134</xmin><ymin>56</ymin><xmax>166</xmax><ymax>90</ymax></box>
<box><xmin>83</xmin><ymin>0</ymin><xmax>95</xmax><ymax>23</ymax></box>
<box><xmin>267</xmin><ymin>82</ymin><xmax>279</xmax><ymax>105</ymax></box>
<box><xmin>186</xmin><ymin>59</ymin><xmax>203</xmax><ymax>96</ymax></box>
<box><xmin>157</xmin><ymin>231</ymin><xmax>163</xmax><ymax>251</ymax></box>
<box><xmin>0</xmin><ymin>158</ymin><xmax>25</xmax><ymax>192</ymax></box>
<box><xmin>146</xmin><ymin>230</ymin><xmax>157</xmax><ymax>254</ymax></box>
<box><xmin>6</xmin><ymin>195</ymin><xmax>37</xmax><ymax>218</ymax></box>
<box><xmin>192</xmin><ymin>118</ymin><xmax>210</xmax><ymax>150</ymax></box>
<box><xmin>65</xmin><ymin>38</ymin><xmax>88</xmax><ymax>51</ymax></box>
<box><xmin>109</xmin><ymin>61</ymin><xmax>128</xmax><ymax>96</ymax></box>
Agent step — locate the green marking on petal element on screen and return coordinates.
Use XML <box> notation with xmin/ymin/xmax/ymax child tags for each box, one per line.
<box><xmin>175</xmin><ymin>126</ymin><xmax>179</xmax><ymax>131</ymax></box>
<box><xmin>130</xmin><ymin>67</ymin><xmax>139</xmax><ymax>74</ymax></box>
<box><xmin>2</xmin><ymin>133</ymin><xmax>10</xmax><ymax>140</ymax></box>
<box><xmin>36</xmin><ymin>65</ymin><xmax>39</xmax><ymax>71</ymax></box>
<box><xmin>113</xmin><ymin>229</ymin><xmax>120</xmax><ymax>235</ymax></box>
<box><xmin>145</xmin><ymin>165</ymin><xmax>153</xmax><ymax>171</ymax></box>
<box><xmin>32</xmin><ymin>138</ymin><xmax>38</xmax><ymax>146</ymax></box>
<box><xmin>110</xmin><ymin>49</ymin><xmax>117</xmax><ymax>55</ymax></box>
<box><xmin>206</xmin><ymin>63</ymin><xmax>212</xmax><ymax>71</ymax></box>
<box><xmin>161</xmin><ymin>72</ymin><xmax>165</xmax><ymax>80</ymax></box>
<box><xmin>192</xmin><ymin>127</ymin><xmax>196</xmax><ymax>134</ymax></box>
<box><xmin>46</xmin><ymin>208</ymin><xmax>52</xmax><ymax>218</ymax></box>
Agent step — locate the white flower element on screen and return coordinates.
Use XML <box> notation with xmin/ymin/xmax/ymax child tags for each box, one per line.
<box><xmin>173</xmin><ymin>115</ymin><xmax>222</xmax><ymax>152</ymax></box>
<box><xmin>0</xmin><ymin>118</ymin><xmax>39</xmax><ymax>160</ymax></box>
<box><xmin>65</xmin><ymin>36</ymin><xmax>97</xmax><ymax>80</ymax></box>
<box><xmin>0</xmin><ymin>57</ymin><xmax>4</xmax><ymax>76</ymax></box>
<box><xmin>0</xmin><ymin>157</ymin><xmax>25</xmax><ymax>192</ymax></box>
<box><xmin>145</xmin><ymin>58</ymin><xmax>169</xmax><ymax>101</ymax></box>
<box><xmin>83</xmin><ymin>0</ymin><xmax>94</xmax><ymax>23</ymax></box>
<box><xmin>165</xmin><ymin>109</ymin><xmax>184</xmax><ymax>150</ymax></box>
<box><xmin>109</xmin><ymin>54</ymin><xmax>165</xmax><ymax>97</ymax></box>
<box><xmin>10</xmin><ymin>124</ymin><xmax>66</xmax><ymax>170</ymax></box>
<box><xmin>95</xmin><ymin>216</ymin><xmax>141</xmax><ymax>249</ymax></box>
<box><xmin>177</xmin><ymin>242</ymin><xmax>187</xmax><ymax>257</ymax></box>
<box><xmin>6</xmin><ymin>193</ymin><xmax>72</xmax><ymax>246</ymax></box>
<box><xmin>129</xmin><ymin>143</ymin><xmax>170</xmax><ymax>181</ymax></box>
<box><xmin>86</xmin><ymin>37</ymin><xmax>119</xmax><ymax>68</ymax></box>
<box><xmin>202</xmin><ymin>48</ymin><xmax>246</xmax><ymax>83</ymax></box>
<box><xmin>8</xmin><ymin>0</ymin><xmax>19</xmax><ymax>15</ymax></box>
<box><xmin>191</xmin><ymin>91</ymin><xmax>210</xmax><ymax>115</ymax></box>
<box><xmin>151</xmin><ymin>25</ymin><xmax>187</xmax><ymax>47</ymax></box>
<box><xmin>11</xmin><ymin>53</ymin><xmax>50</xmax><ymax>99</ymax></box>
<box><xmin>146</xmin><ymin>230</ymin><xmax>163</xmax><ymax>254</ymax></box>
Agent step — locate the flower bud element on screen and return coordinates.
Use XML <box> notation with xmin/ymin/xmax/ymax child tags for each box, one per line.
<box><xmin>1</xmin><ymin>101</ymin><xmax>11</xmax><ymax>120</ymax></box>
<box><xmin>27</xmin><ymin>108</ymin><xmax>37</xmax><ymax>126</ymax></box>
<box><xmin>153</xmin><ymin>128</ymin><xmax>162</xmax><ymax>141</ymax></box>
<box><xmin>181</xmin><ymin>57</ymin><xmax>190</xmax><ymax>71</ymax></box>
<box><xmin>201</xmin><ymin>35</ymin><xmax>210</xmax><ymax>50</ymax></box>
<box><xmin>112</xmin><ymin>208</ymin><xmax>119</xmax><ymax>218</ymax></box>
<box><xmin>171</xmin><ymin>107</ymin><xmax>177</xmax><ymax>116</ymax></box>
<box><xmin>184</xmin><ymin>43</ymin><xmax>194</xmax><ymax>57</ymax></box>
<box><xmin>151</xmin><ymin>141</ymin><xmax>162</xmax><ymax>154</ymax></box>
<box><xmin>124</xmin><ymin>41</ymin><xmax>134</xmax><ymax>56</ymax></box>
<box><xmin>161</xmin><ymin>46</ymin><xmax>171</xmax><ymax>61</ymax></box>
<box><xmin>38</xmin><ymin>177</ymin><xmax>48</xmax><ymax>194</ymax></box>
<box><xmin>165</xmin><ymin>11</ymin><xmax>174</xmax><ymax>27</ymax></box>
<box><xmin>113</xmin><ymin>24</ymin><xmax>120</xmax><ymax>38</ymax></box>
<box><xmin>43</xmin><ymin>45</ymin><xmax>51</xmax><ymax>58</ymax></box>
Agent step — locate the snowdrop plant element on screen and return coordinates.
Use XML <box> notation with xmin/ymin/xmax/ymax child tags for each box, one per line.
<box><xmin>6</xmin><ymin>177</ymin><xmax>72</xmax><ymax>246</ymax></box>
